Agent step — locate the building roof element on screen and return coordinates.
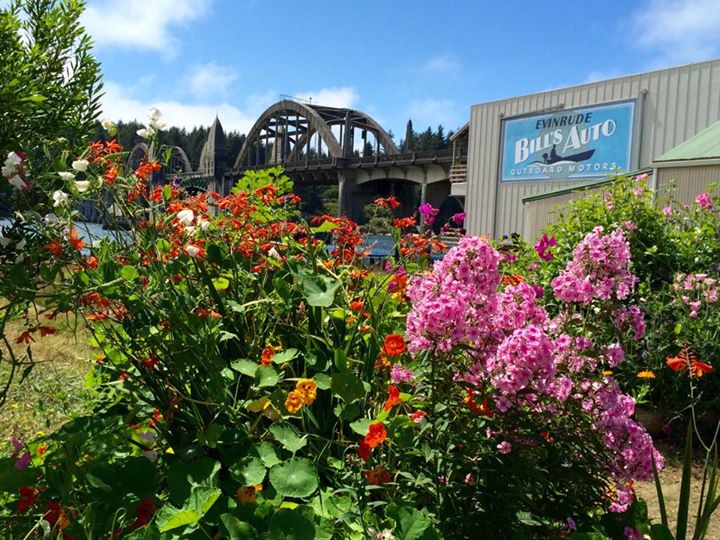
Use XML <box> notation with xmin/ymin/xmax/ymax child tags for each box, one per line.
<box><xmin>449</xmin><ymin>122</ymin><xmax>469</xmax><ymax>142</ymax></box>
<box><xmin>654</xmin><ymin>120</ymin><xmax>720</xmax><ymax>163</ymax></box>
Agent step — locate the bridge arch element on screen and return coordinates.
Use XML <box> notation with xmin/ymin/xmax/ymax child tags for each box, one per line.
<box><xmin>232</xmin><ymin>99</ymin><xmax>399</xmax><ymax>170</ymax></box>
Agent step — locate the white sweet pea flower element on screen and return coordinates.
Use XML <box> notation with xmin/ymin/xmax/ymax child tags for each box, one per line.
<box><xmin>101</xmin><ymin>119</ymin><xmax>116</xmax><ymax>132</ymax></box>
<box><xmin>72</xmin><ymin>159</ymin><xmax>89</xmax><ymax>172</ymax></box>
<box><xmin>177</xmin><ymin>209</ymin><xmax>194</xmax><ymax>225</ymax></box>
<box><xmin>268</xmin><ymin>247</ymin><xmax>281</xmax><ymax>259</ymax></box>
<box><xmin>199</xmin><ymin>219</ymin><xmax>211</xmax><ymax>231</ymax></box>
<box><xmin>147</xmin><ymin>107</ymin><xmax>166</xmax><ymax>130</ymax></box>
<box><xmin>136</xmin><ymin>126</ymin><xmax>156</xmax><ymax>139</ymax></box>
<box><xmin>58</xmin><ymin>171</ymin><xmax>75</xmax><ymax>181</ymax></box>
<box><xmin>8</xmin><ymin>175</ymin><xmax>27</xmax><ymax>190</ymax></box>
<box><xmin>15</xmin><ymin>238</ymin><xmax>26</xmax><ymax>251</ymax></box>
<box><xmin>185</xmin><ymin>225</ymin><xmax>197</xmax><ymax>236</ymax></box>
<box><xmin>4</xmin><ymin>151</ymin><xmax>22</xmax><ymax>168</ymax></box>
<box><xmin>75</xmin><ymin>180</ymin><xmax>90</xmax><ymax>192</ymax></box>
<box><xmin>52</xmin><ymin>190</ymin><xmax>69</xmax><ymax>207</ymax></box>
<box><xmin>186</xmin><ymin>244</ymin><xmax>201</xmax><ymax>257</ymax></box>
<box><xmin>44</xmin><ymin>213</ymin><xmax>59</xmax><ymax>224</ymax></box>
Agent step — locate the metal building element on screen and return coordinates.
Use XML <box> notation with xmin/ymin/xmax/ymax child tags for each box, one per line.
<box><xmin>460</xmin><ymin>59</ymin><xmax>720</xmax><ymax>237</ymax></box>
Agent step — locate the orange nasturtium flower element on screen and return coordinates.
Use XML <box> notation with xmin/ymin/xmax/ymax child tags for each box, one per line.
<box><xmin>381</xmin><ymin>334</ymin><xmax>407</xmax><ymax>357</ymax></box>
<box><xmin>43</xmin><ymin>239</ymin><xmax>63</xmax><ymax>259</ymax></box>
<box><xmin>363</xmin><ymin>422</ymin><xmax>387</xmax><ymax>449</ymax></box>
<box><xmin>260</xmin><ymin>344</ymin><xmax>281</xmax><ymax>366</ymax></box>
<box><xmin>363</xmin><ymin>466</ymin><xmax>391</xmax><ymax>485</ymax></box>
<box><xmin>296</xmin><ymin>379</ymin><xmax>317</xmax><ymax>405</ymax></box>
<box><xmin>384</xmin><ymin>385</ymin><xmax>401</xmax><ymax>411</ymax></box>
<box><xmin>636</xmin><ymin>371</ymin><xmax>656</xmax><ymax>379</ymax></box>
<box><xmin>236</xmin><ymin>486</ymin><xmax>258</xmax><ymax>504</ymax></box>
<box><xmin>285</xmin><ymin>390</ymin><xmax>304</xmax><ymax>414</ymax></box>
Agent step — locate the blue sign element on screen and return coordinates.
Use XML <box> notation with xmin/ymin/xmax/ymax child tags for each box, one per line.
<box><xmin>500</xmin><ymin>100</ymin><xmax>635</xmax><ymax>182</ymax></box>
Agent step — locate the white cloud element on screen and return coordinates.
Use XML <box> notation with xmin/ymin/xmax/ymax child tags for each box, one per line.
<box><xmin>188</xmin><ymin>62</ymin><xmax>239</xmax><ymax>99</ymax></box>
<box><xmin>292</xmin><ymin>87</ymin><xmax>359</xmax><ymax>108</ymax></box>
<box><xmin>81</xmin><ymin>0</ymin><xmax>211</xmax><ymax>55</ymax></box>
<box><xmin>632</xmin><ymin>0</ymin><xmax>720</xmax><ymax>65</ymax></box>
<box><xmin>406</xmin><ymin>98</ymin><xmax>461</xmax><ymax>130</ymax></box>
<box><xmin>584</xmin><ymin>70</ymin><xmax>624</xmax><ymax>83</ymax></box>
<box><xmin>100</xmin><ymin>81</ymin><xmax>260</xmax><ymax>134</ymax></box>
<box><xmin>420</xmin><ymin>54</ymin><xmax>459</xmax><ymax>74</ymax></box>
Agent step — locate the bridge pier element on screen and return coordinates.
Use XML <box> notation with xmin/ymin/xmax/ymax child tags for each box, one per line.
<box><xmin>338</xmin><ymin>172</ymin><xmax>356</xmax><ymax>219</ymax></box>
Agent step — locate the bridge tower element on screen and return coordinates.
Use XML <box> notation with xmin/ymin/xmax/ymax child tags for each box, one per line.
<box><xmin>199</xmin><ymin>116</ymin><xmax>227</xmax><ymax>194</ymax></box>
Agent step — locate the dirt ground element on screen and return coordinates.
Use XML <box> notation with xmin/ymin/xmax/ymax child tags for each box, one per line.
<box><xmin>635</xmin><ymin>441</ymin><xmax>720</xmax><ymax>539</ymax></box>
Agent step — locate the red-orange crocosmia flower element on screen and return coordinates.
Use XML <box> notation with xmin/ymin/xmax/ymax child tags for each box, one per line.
<box><xmin>374</xmin><ymin>196</ymin><xmax>401</xmax><ymax>209</ymax></box>
<box><xmin>16</xmin><ymin>331</ymin><xmax>34</xmax><ymax>345</ymax></box>
<box><xmin>363</xmin><ymin>466</ymin><xmax>391</xmax><ymax>485</ymax></box>
<box><xmin>103</xmin><ymin>165</ymin><xmax>118</xmax><ymax>184</ymax></box>
<box><xmin>381</xmin><ymin>334</ymin><xmax>407</xmax><ymax>357</ymax></box>
<box><xmin>393</xmin><ymin>216</ymin><xmax>416</xmax><ymax>229</ymax></box>
<box><xmin>363</xmin><ymin>422</ymin><xmax>387</xmax><ymax>449</ymax></box>
<box><xmin>349</xmin><ymin>298</ymin><xmax>364</xmax><ymax>311</ymax></box>
<box><xmin>68</xmin><ymin>230</ymin><xmax>86</xmax><ymax>251</ymax></box>
<box><xmin>666</xmin><ymin>355</ymin><xmax>685</xmax><ymax>372</ymax></box>
<box><xmin>85</xmin><ymin>255</ymin><xmax>99</xmax><ymax>269</ymax></box>
<box><xmin>690</xmin><ymin>360</ymin><xmax>713</xmax><ymax>377</ymax></box>
<box><xmin>44</xmin><ymin>240</ymin><xmax>63</xmax><ymax>259</ymax></box>
<box><xmin>384</xmin><ymin>385</ymin><xmax>401</xmax><ymax>411</ymax></box>
<box><xmin>38</xmin><ymin>326</ymin><xmax>56</xmax><ymax>337</ymax></box>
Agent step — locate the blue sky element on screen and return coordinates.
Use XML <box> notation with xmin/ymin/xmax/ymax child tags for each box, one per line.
<box><xmin>67</xmin><ymin>0</ymin><xmax>720</xmax><ymax>139</ymax></box>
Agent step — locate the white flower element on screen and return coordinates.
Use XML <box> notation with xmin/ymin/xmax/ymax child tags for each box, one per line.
<box><xmin>15</xmin><ymin>238</ymin><xmax>26</xmax><ymax>251</ymax></box>
<box><xmin>58</xmin><ymin>171</ymin><xmax>75</xmax><ymax>181</ymax></box>
<box><xmin>75</xmin><ymin>180</ymin><xmax>90</xmax><ymax>192</ymax></box>
<box><xmin>184</xmin><ymin>225</ymin><xmax>197</xmax><ymax>236</ymax></box>
<box><xmin>101</xmin><ymin>119</ymin><xmax>116</xmax><ymax>132</ymax></box>
<box><xmin>4</xmin><ymin>151</ymin><xmax>22</xmax><ymax>169</ymax></box>
<box><xmin>52</xmin><ymin>190</ymin><xmax>69</xmax><ymax>207</ymax></box>
<box><xmin>136</xmin><ymin>126</ymin><xmax>156</xmax><ymax>139</ymax></box>
<box><xmin>186</xmin><ymin>244</ymin><xmax>201</xmax><ymax>257</ymax></box>
<box><xmin>1</xmin><ymin>164</ymin><xmax>15</xmax><ymax>177</ymax></box>
<box><xmin>177</xmin><ymin>209</ymin><xmax>194</xmax><ymax>225</ymax></box>
<box><xmin>72</xmin><ymin>159</ymin><xmax>89</xmax><ymax>172</ymax></box>
<box><xmin>268</xmin><ymin>247</ymin><xmax>281</xmax><ymax>259</ymax></box>
<box><xmin>8</xmin><ymin>175</ymin><xmax>27</xmax><ymax>190</ymax></box>
<box><xmin>199</xmin><ymin>219</ymin><xmax>211</xmax><ymax>231</ymax></box>
<box><xmin>15</xmin><ymin>253</ymin><xmax>24</xmax><ymax>263</ymax></box>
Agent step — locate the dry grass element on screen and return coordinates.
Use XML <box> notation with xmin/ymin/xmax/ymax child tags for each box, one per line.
<box><xmin>0</xmin><ymin>317</ymin><xmax>95</xmax><ymax>442</ymax></box>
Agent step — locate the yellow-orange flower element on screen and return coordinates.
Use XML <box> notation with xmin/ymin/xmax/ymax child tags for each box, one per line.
<box><xmin>636</xmin><ymin>370</ymin><xmax>656</xmax><ymax>379</ymax></box>
<box><xmin>296</xmin><ymin>379</ymin><xmax>317</xmax><ymax>405</ymax></box>
<box><xmin>285</xmin><ymin>390</ymin><xmax>304</xmax><ymax>414</ymax></box>
<box><xmin>602</xmin><ymin>370</ymin><xmax>613</xmax><ymax>377</ymax></box>
<box><xmin>236</xmin><ymin>486</ymin><xmax>257</xmax><ymax>504</ymax></box>
<box><xmin>260</xmin><ymin>344</ymin><xmax>281</xmax><ymax>366</ymax></box>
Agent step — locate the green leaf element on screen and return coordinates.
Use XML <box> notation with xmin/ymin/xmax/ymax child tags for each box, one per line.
<box><xmin>269</xmin><ymin>422</ymin><xmax>308</xmax><ymax>453</ymax></box>
<box><xmin>212</xmin><ymin>277</ymin><xmax>230</xmax><ymax>291</ymax></box>
<box><xmin>386</xmin><ymin>504</ymin><xmax>441</xmax><ymax>540</ymax></box>
<box><xmin>676</xmin><ymin>421</ymin><xmax>693</xmax><ymax>540</ymax></box>
<box><xmin>156</xmin><ymin>239</ymin><xmax>171</xmax><ymax>253</ymax></box>
<box><xmin>220</xmin><ymin>514</ymin><xmax>258</xmax><ymax>539</ymax></box>
<box><xmin>230</xmin><ymin>456</ymin><xmax>266</xmax><ymax>486</ymax></box>
<box><xmin>314</xmin><ymin>373</ymin><xmax>331</xmax><ymax>390</ymax></box>
<box><xmin>163</xmin><ymin>185</ymin><xmax>172</xmax><ymax>200</ymax></box>
<box><xmin>250</xmin><ymin>442</ymin><xmax>281</xmax><ymax>468</ymax></box>
<box><xmin>350</xmin><ymin>418</ymin><xmax>373</xmax><ymax>436</ymax></box>
<box><xmin>156</xmin><ymin>487</ymin><xmax>222</xmax><ymax>533</ymax></box>
<box><xmin>331</xmin><ymin>372</ymin><xmax>366</xmax><ymax>403</ymax></box>
<box><xmin>122</xmin><ymin>525</ymin><xmax>161</xmax><ymax>540</ymax></box>
<box><xmin>311</xmin><ymin>220</ymin><xmax>338</xmax><ymax>233</ymax></box>
<box><xmin>256</xmin><ymin>365</ymin><xmax>280</xmax><ymax>387</ymax></box>
<box><xmin>272</xmin><ymin>348</ymin><xmax>298</xmax><ymax>364</ymax></box>
<box><xmin>120</xmin><ymin>265</ymin><xmax>139</xmax><ymax>280</ymax></box>
<box><xmin>269</xmin><ymin>458</ymin><xmax>319</xmax><ymax>499</ymax></box>
<box><xmin>167</xmin><ymin>458</ymin><xmax>221</xmax><ymax>506</ymax></box>
<box><xmin>231</xmin><ymin>359</ymin><xmax>259</xmax><ymax>377</ymax></box>
<box><xmin>648</xmin><ymin>524</ymin><xmax>674</xmax><ymax>540</ymax></box>
<box><xmin>301</xmin><ymin>275</ymin><xmax>341</xmax><ymax>307</ymax></box>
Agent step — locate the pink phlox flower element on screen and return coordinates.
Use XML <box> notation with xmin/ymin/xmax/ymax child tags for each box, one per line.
<box><xmin>534</xmin><ymin>233</ymin><xmax>556</xmax><ymax>261</ymax></box>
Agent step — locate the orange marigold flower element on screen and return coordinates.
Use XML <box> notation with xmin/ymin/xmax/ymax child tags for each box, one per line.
<box><xmin>363</xmin><ymin>422</ymin><xmax>387</xmax><ymax>449</ymax></box>
<box><xmin>636</xmin><ymin>370</ymin><xmax>656</xmax><ymax>379</ymax></box>
<box><xmin>384</xmin><ymin>385</ymin><xmax>401</xmax><ymax>411</ymax></box>
<box><xmin>690</xmin><ymin>360</ymin><xmax>713</xmax><ymax>377</ymax></box>
<box><xmin>363</xmin><ymin>466</ymin><xmax>391</xmax><ymax>485</ymax></box>
<box><xmin>381</xmin><ymin>334</ymin><xmax>407</xmax><ymax>357</ymax></box>
<box><xmin>285</xmin><ymin>390</ymin><xmax>304</xmax><ymax>414</ymax></box>
<box><xmin>296</xmin><ymin>379</ymin><xmax>318</xmax><ymax>405</ymax></box>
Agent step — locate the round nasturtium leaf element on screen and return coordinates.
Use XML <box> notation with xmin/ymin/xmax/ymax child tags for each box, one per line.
<box><xmin>269</xmin><ymin>458</ymin><xmax>319</xmax><ymax>499</ymax></box>
<box><xmin>229</xmin><ymin>456</ymin><xmax>266</xmax><ymax>486</ymax></box>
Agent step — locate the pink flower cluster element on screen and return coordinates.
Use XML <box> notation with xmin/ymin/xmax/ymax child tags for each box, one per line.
<box><xmin>695</xmin><ymin>191</ymin><xmax>713</xmax><ymax>210</ymax></box>
<box><xmin>673</xmin><ymin>272</ymin><xmax>719</xmax><ymax>318</ymax></box>
<box><xmin>406</xmin><ymin>236</ymin><xmax>501</xmax><ymax>353</ymax></box>
<box><xmin>405</xmin><ymin>231</ymin><xmax>663</xmax><ymax>512</ymax></box>
<box><xmin>552</xmin><ymin>227</ymin><xmax>636</xmax><ymax>304</ymax></box>
<box><xmin>418</xmin><ymin>203</ymin><xmax>440</xmax><ymax>225</ymax></box>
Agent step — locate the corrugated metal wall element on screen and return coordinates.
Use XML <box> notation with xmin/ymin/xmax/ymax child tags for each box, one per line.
<box><xmin>523</xmin><ymin>189</ymin><xmax>603</xmax><ymax>240</ymax></box>
<box><xmin>657</xmin><ymin>164</ymin><xmax>720</xmax><ymax>203</ymax></box>
<box><xmin>465</xmin><ymin>59</ymin><xmax>720</xmax><ymax>237</ymax></box>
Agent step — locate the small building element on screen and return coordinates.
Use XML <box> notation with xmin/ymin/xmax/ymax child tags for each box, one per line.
<box><xmin>652</xmin><ymin>120</ymin><xmax>720</xmax><ymax>202</ymax></box>
<box><xmin>459</xmin><ymin>59</ymin><xmax>720</xmax><ymax>238</ymax></box>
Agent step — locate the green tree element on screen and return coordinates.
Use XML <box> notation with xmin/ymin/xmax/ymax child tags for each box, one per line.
<box><xmin>0</xmin><ymin>0</ymin><xmax>103</xmax><ymax>211</ymax></box>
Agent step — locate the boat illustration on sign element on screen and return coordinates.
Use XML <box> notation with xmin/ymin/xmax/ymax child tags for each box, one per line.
<box><xmin>529</xmin><ymin>144</ymin><xmax>596</xmax><ymax>166</ymax></box>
